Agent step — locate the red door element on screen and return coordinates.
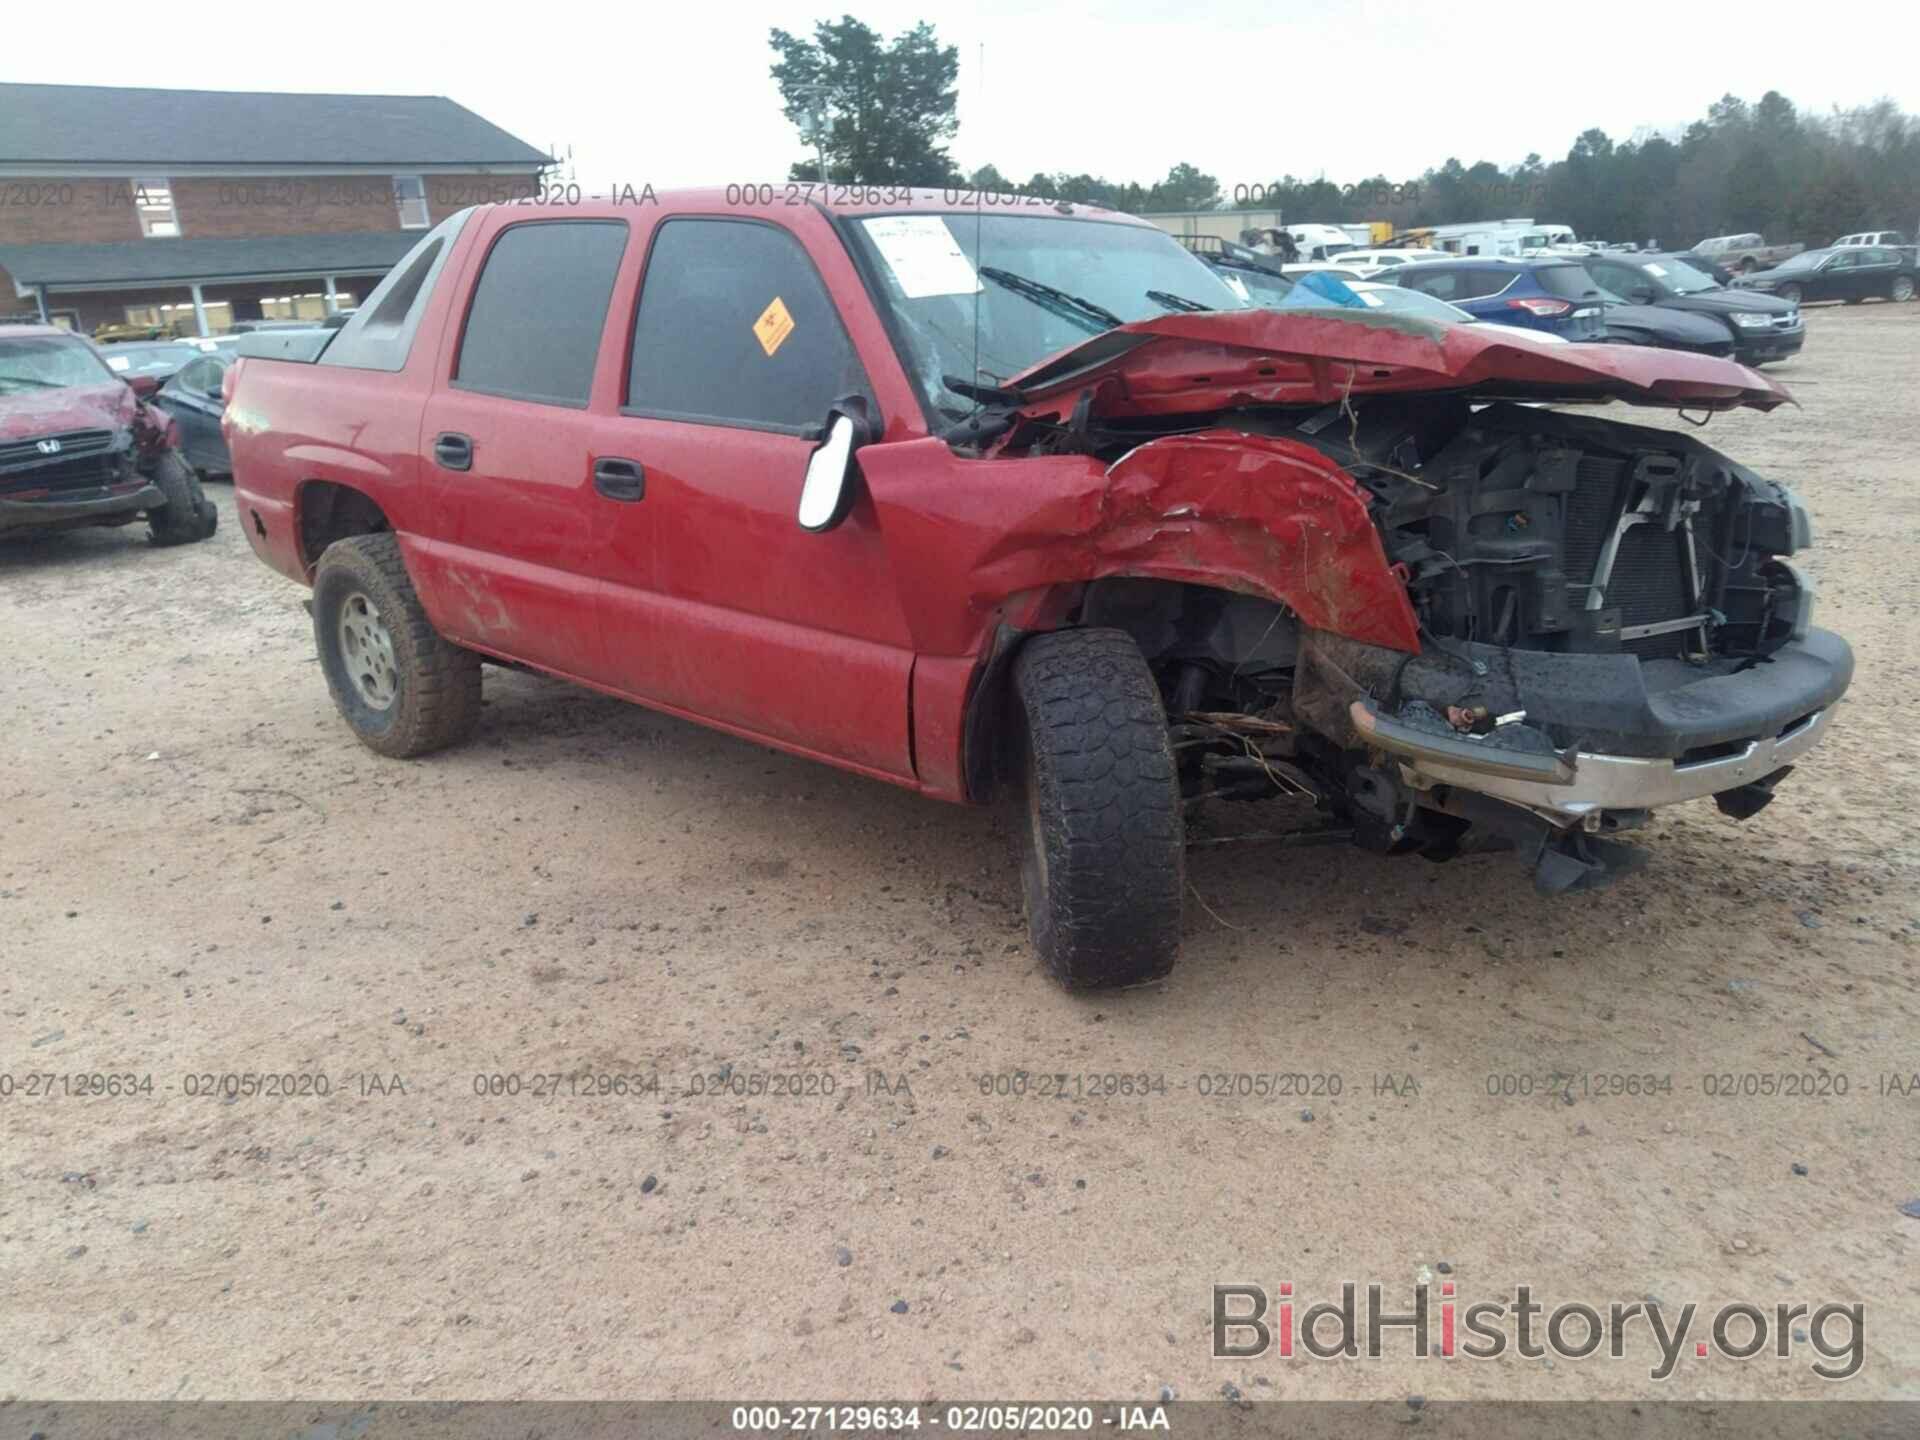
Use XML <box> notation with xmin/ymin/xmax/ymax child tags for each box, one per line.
<box><xmin>593</xmin><ymin>213</ymin><xmax>917</xmax><ymax>781</ymax></box>
<box><xmin>414</xmin><ymin>214</ymin><xmax>633</xmax><ymax>685</ymax></box>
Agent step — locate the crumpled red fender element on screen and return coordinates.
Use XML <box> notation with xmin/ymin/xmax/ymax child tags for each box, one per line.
<box><xmin>965</xmin><ymin>428</ymin><xmax>1421</xmax><ymax>653</ymax></box>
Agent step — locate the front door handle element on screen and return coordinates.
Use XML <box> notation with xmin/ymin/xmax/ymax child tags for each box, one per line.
<box><xmin>593</xmin><ymin>456</ymin><xmax>645</xmax><ymax>502</ymax></box>
<box><xmin>433</xmin><ymin>431</ymin><xmax>473</xmax><ymax>472</ymax></box>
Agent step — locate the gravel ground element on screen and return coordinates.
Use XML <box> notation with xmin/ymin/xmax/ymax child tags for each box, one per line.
<box><xmin>2</xmin><ymin>303</ymin><xmax>1916</xmax><ymax>1402</ymax></box>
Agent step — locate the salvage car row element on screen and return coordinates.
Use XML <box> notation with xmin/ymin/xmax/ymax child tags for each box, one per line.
<box><xmin>1180</xmin><ymin>241</ymin><xmax>1810</xmax><ymax>364</ymax></box>
<box><xmin>0</xmin><ymin>319</ymin><xmax>341</xmax><ymax>552</ymax></box>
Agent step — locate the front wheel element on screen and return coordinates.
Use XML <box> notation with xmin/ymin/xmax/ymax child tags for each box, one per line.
<box><xmin>312</xmin><ymin>533</ymin><xmax>481</xmax><ymax>758</ymax></box>
<box><xmin>1777</xmin><ymin>283</ymin><xmax>1802</xmax><ymax>305</ymax></box>
<box><xmin>146</xmin><ymin>450</ymin><xmax>218</xmax><ymax>545</ymax></box>
<box><xmin>1009</xmin><ymin>628</ymin><xmax>1184</xmax><ymax>989</ymax></box>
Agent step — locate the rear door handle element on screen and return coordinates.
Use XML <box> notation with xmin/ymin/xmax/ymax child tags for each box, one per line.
<box><xmin>433</xmin><ymin>432</ymin><xmax>473</xmax><ymax>471</ymax></box>
<box><xmin>593</xmin><ymin>456</ymin><xmax>645</xmax><ymax>502</ymax></box>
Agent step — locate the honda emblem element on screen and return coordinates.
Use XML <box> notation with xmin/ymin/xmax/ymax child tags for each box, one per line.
<box><xmin>36</xmin><ymin>438</ymin><xmax>62</xmax><ymax>455</ymax></box>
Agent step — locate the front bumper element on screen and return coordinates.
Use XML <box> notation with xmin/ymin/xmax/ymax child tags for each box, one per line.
<box><xmin>1362</xmin><ymin>699</ymin><xmax>1834</xmax><ymax>823</ymax></box>
<box><xmin>0</xmin><ymin>482</ymin><xmax>162</xmax><ymax>535</ymax></box>
<box><xmin>1347</xmin><ymin>628</ymin><xmax>1852</xmax><ymax>825</ymax></box>
<box><xmin>1734</xmin><ymin>325</ymin><xmax>1804</xmax><ymax>363</ymax></box>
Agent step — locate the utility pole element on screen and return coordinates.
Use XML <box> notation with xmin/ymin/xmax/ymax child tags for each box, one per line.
<box><xmin>797</xmin><ymin>85</ymin><xmax>831</xmax><ymax>183</ymax></box>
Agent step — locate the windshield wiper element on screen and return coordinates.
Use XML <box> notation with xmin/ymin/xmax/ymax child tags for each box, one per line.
<box><xmin>942</xmin><ymin>375</ymin><xmax>1023</xmax><ymax>406</ymax></box>
<box><xmin>1146</xmin><ymin>289</ymin><xmax>1211</xmax><ymax>313</ymax></box>
<box><xmin>977</xmin><ymin>265</ymin><xmax>1122</xmax><ymax>333</ymax></box>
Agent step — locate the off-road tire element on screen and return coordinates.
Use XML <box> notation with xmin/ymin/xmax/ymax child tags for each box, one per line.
<box><xmin>312</xmin><ymin>533</ymin><xmax>481</xmax><ymax>758</ymax></box>
<box><xmin>146</xmin><ymin>450</ymin><xmax>218</xmax><ymax>546</ymax></box>
<box><xmin>1009</xmin><ymin>628</ymin><xmax>1184</xmax><ymax>989</ymax></box>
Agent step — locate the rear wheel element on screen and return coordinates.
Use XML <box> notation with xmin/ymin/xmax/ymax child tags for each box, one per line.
<box><xmin>1009</xmin><ymin>628</ymin><xmax>1184</xmax><ymax>989</ymax></box>
<box><xmin>146</xmin><ymin>450</ymin><xmax>218</xmax><ymax>546</ymax></box>
<box><xmin>312</xmin><ymin>533</ymin><xmax>481</xmax><ymax>758</ymax></box>
<box><xmin>1893</xmin><ymin>275</ymin><xmax>1915</xmax><ymax>302</ymax></box>
<box><xmin>1738</xmin><ymin>257</ymin><xmax>1758</xmax><ymax>274</ymax></box>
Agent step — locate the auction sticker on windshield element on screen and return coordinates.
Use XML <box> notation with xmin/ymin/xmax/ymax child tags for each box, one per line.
<box><xmin>862</xmin><ymin>216</ymin><xmax>982</xmax><ymax>298</ymax></box>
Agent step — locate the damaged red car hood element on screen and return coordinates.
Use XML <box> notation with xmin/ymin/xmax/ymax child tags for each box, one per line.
<box><xmin>0</xmin><ymin>382</ymin><xmax>134</xmax><ymax>442</ymax></box>
<box><xmin>1001</xmin><ymin>309</ymin><xmax>1790</xmax><ymax>418</ymax></box>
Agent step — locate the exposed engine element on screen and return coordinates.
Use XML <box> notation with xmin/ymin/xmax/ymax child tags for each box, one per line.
<box><xmin>1053</xmin><ymin>396</ymin><xmax>1820</xmax><ymax>892</ymax></box>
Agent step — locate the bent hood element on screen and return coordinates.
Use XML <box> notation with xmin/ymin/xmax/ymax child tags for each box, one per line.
<box><xmin>0</xmin><ymin>382</ymin><xmax>135</xmax><ymax>444</ymax></box>
<box><xmin>1002</xmin><ymin>308</ymin><xmax>1789</xmax><ymax>419</ymax></box>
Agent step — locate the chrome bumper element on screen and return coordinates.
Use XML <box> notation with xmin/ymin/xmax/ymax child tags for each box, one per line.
<box><xmin>1353</xmin><ymin>700</ymin><xmax>1834</xmax><ymax>825</ymax></box>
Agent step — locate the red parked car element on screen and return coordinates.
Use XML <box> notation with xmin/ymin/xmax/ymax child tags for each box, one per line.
<box><xmin>2</xmin><ymin>324</ymin><xmax>217</xmax><ymax>545</ymax></box>
<box><xmin>226</xmin><ymin>192</ymin><xmax>1851</xmax><ymax>989</ymax></box>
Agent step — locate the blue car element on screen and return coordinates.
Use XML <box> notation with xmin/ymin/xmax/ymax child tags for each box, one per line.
<box><xmin>1387</xmin><ymin>258</ymin><xmax>1609</xmax><ymax>341</ymax></box>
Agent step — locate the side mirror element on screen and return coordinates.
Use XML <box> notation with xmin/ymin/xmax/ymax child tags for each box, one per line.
<box><xmin>126</xmin><ymin>373</ymin><xmax>161</xmax><ymax>399</ymax></box>
<box><xmin>797</xmin><ymin>397</ymin><xmax>876</xmax><ymax>533</ymax></box>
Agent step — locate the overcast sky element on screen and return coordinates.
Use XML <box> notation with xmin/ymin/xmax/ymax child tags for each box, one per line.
<box><xmin>13</xmin><ymin>0</ymin><xmax>1918</xmax><ymax>191</ymax></box>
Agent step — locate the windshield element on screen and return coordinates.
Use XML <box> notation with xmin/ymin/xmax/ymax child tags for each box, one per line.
<box><xmin>0</xmin><ymin>335</ymin><xmax>117</xmax><ymax>392</ymax></box>
<box><xmin>849</xmin><ymin>213</ymin><xmax>1248</xmax><ymax>419</ymax></box>
<box><xmin>100</xmin><ymin>343</ymin><xmax>191</xmax><ymax>377</ymax></box>
<box><xmin>1645</xmin><ymin>259</ymin><xmax>1717</xmax><ymax>293</ymax></box>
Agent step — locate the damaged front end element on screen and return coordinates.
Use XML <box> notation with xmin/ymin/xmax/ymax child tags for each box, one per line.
<box><xmin>957</xmin><ymin>311</ymin><xmax>1852</xmax><ymax>894</ymax></box>
<box><xmin>0</xmin><ymin>385</ymin><xmax>178</xmax><ymax>538</ymax></box>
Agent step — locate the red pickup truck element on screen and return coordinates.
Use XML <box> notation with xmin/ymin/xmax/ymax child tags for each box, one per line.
<box><xmin>226</xmin><ymin>191</ymin><xmax>1852</xmax><ymax>989</ymax></box>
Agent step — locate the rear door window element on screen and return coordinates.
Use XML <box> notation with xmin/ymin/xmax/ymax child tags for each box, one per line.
<box><xmin>178</xmin><ymin>357</ymin><xmax>224</xmax><ymax>396</ymax></box>
<box><xmin>1399</xmin><ymin>268</ymin><xmax>1462</xmax><ymax>299</ymax></box>
<box><xmin>1588</xmin><ymin>262</ymin><xmax>1641</xmax><ymax>301</ymax></box>
<box><xmin>455</xmin><ymin>220</ymin><xmax>628</xmax><ymax>407</ymax></box>
<box><xmin>626</xmin><ymin>218</ymin><xmax>868</xmax><ymax>433</ymax></box>
<box><xmin>1451</xmin><ymin>270</ymin><xmax>1513</xmax><ymax>300</ymax></box>
<box><xmin>1535</xmin><ymin>266</ymin><xmax>1604</xmax><ymax>301</ymax></box>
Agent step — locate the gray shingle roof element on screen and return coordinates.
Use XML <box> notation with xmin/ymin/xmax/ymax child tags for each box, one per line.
<box><xmin>0</xmin><ymin>84</ymin><xmax>549</xmax><ymax>167</ymax></box>
<box><xmin>0</xmin><ymin>232</ymin><xmax>424</xmax><ymax>288</ymax></box>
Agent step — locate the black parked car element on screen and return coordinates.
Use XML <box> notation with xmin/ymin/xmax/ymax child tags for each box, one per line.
<box><xmin>151</xmin><ymin>328</ymin><xmax>333</xmax><ymax>478</ymax></box>
<box><xmin>1584</xmin><ymin>252</ymin><xmax>1805</xmax><ymax>365</ymax></box>
<box><xmin>151</xmin><ymin>351</ymin><xmax>233</xmax><ymax>477</ymax></box>
<box><xmin>1598</xmin><ymin>302</ymin><xmax>1736</xmax><ymax>357</ymax></box>
<box><xmin>1732</xmin><ymin>246</ymin><xmax>1917</xmax><ymax>307</ymax></box>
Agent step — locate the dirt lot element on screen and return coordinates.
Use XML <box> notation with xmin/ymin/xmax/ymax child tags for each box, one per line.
<box><xmin>2</xmin><ymin>304</ymin><xmax>1917</xmax><ymax>1404</ymax></box>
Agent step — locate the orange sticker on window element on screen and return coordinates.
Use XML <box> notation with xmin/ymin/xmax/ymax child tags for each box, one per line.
<box><xmin>752</xmin><ymin>296</ymin><xmax>795</xmax><ymax>357</ymax></box>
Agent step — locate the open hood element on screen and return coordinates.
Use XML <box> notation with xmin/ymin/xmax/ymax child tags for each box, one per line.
<box><xmin>1001</xmin><ymin>308</ymin><xmax>1790</xmax><ymax>419</ymax></box>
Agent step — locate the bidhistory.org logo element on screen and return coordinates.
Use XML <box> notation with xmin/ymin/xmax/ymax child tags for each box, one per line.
<box><xmin>1212</xmin><ymin>1282</ymin><xmax>1864</xmax><ymax>1381</ymax></box>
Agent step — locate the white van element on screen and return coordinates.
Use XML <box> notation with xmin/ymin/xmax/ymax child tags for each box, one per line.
<box><xmin>1285</xmin><ymin>223</ymin><xmax>1360</xmax><ymax>261</ymax></box>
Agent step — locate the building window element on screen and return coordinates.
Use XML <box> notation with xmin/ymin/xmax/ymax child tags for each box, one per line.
<box><xmin>134</xmin><ymin>178</ymin><xmax>179</xmax><ymax>237</ymax></box>
<box><xmin>394</xmin><ymin>175</ymin><xmax>429</xmax><ymax>229</ymax></box>
<box><xmin>125</xmin><ymin>300</ymin><xmax>234</xmax><ymax>334</ymax></box>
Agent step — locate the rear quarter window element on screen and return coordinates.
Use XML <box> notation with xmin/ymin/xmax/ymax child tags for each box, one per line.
<box><xmin>321</xmin><ymin>209</ymin><xmax>471</xmax><ymax>373</ymax></box>
<box><xmin>1398</xmin><ymin>268</ymin><xmax>1462</xmax><ymax>300</ymax></box>
<box><xmin>1535</xmin><ymin>266</ymin><xmax>1603</xmax><ymax>301</ymax></box>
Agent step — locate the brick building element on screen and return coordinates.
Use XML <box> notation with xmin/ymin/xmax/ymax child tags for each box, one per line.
<box><xmin>0</xmin><ymin>83</ymin><xmax>548</xmax><ymax>335</ymax></box>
